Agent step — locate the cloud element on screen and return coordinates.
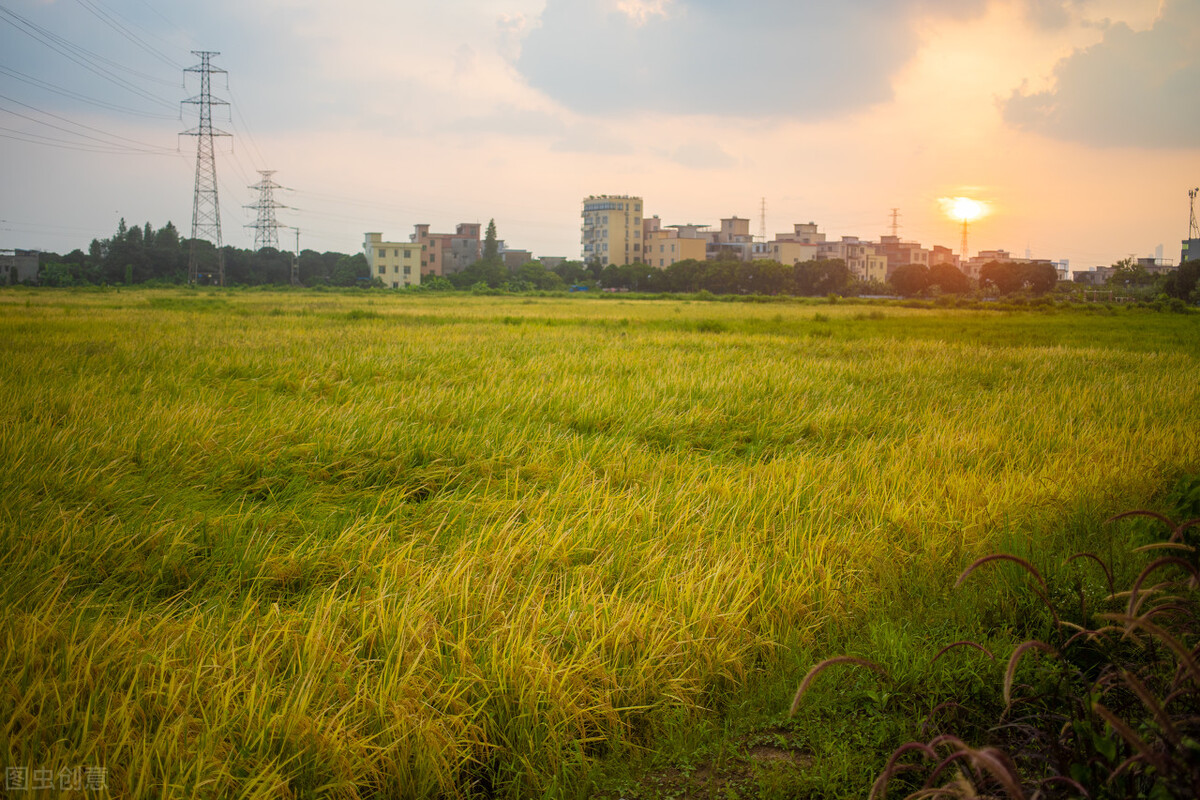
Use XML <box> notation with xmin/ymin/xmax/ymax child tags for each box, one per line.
<box><xmin>660</xmin><ymin>140</ymin><xmax>737</xmax><ymax>169</ymax></box>
<box><xmin>514</xmin><ymin>0</ymin><xmax>989</xmax><ymax>119</ymax></box>
<box><xmin>549</xmin><ymin>126</ymin><xmax>635</xmax><ymax>155</ymax></box>
<box><xmin>1002</xmin><ymin>0</ymin><xmax>1200</xmax><ymax>147</ymax></box>
<box><xmin>1023</xmin><ymin>0</ymin><xmax>1073</xmax><ymax>30</ymax></box>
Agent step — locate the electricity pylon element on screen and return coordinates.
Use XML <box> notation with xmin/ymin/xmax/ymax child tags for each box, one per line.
<box><xmin>182</xmin><ymin>51</ymin><xmax>230</xmax><ymax>285</ymax></box>
<box><xmin>245</xmin><ymin>170</ymin><xmax>288</xmax><ymax>251</ymax></box>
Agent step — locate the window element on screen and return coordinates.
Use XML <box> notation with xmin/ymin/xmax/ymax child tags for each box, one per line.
<box><xmin>403</xmin><ymin>266</ymin><xmax>411</xmax><ymax>275</ymax></box>
<box><xmin>393</xmin><ymin>265</ymin><xmax>399</xmax><ymax>273</ymax></box>
<box><xmin>430</xmin><ymin>253</ymin><xmax>436</xmax><ymax>262</ymax></box>
<box><xmin>378</xmin><ymin>265</ymin><xmax>385</xmax><ymax>275</ymax></box>
<box><xmin>394</xmin><ymin>249</ymin><xmax>398</xmax><ymax>257</ymax></box>
<box><xmin>378</xmin><ymin>248</ymin><xmax>385</xmax><ymax>258</ymax></box>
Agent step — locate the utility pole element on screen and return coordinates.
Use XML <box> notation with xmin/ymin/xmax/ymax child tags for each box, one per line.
<box><xmin>245</xmin><ymin>170</ymin><xmax>287</xmax><ymax>251</ymax></box>
<box><xmin>182</xmin><ymin>51</ymin><xmax>230</xmax><ymax>285</ymax></box>
<box><xmin>289</xmin><ymin>227</ymin><xmax>301</xmax><ymax>286</ymax></box>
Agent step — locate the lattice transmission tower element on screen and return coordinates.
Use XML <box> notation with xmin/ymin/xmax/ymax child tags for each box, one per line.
<box><xmin>1190</xmin><ymin>188</ymin><xmax>1199</xmax><ymax>240</ymax></box>
<box><xmin>182</xmin><ymin>51</ymin><xmax>230</xmax><ymax>285</ymax></box>
<box><xmin>245</xmin><ymin>170</ymin><xmax>288</xmax><ymax>251</ymax></box>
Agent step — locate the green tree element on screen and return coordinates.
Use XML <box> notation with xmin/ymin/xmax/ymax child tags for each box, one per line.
<box><xmin>979</xmin><ymin>261</ymin><xmax>1023</xmax><ymax>294</ymax></box>
<box><xmin>552</xmin><ymin>260</ymin><xmax>590</xmax><ymax>285</ymax></box>
<box><xmin>482</xmin><ymin>219</ymin><xmax>499</xmax><ymax>264</ymax></box>
<box><xmin>1163</xmin><ymin>260</ymin><xmax>1200</xmax><ymax>302</ymax></box>
<box><xmin>928</xmin><ymin>263</ymin><xmax>969</xmax><ymax>294</ymax></box>
<box><xmin>39</xmin><ymin>261</ymin><xmax>78</xmax><ymax>287</ymax></box>
<box><xmin>889</xmin><ymin>264</ymin><xmax>931</xmax><ymax>296</ymax></box>
<box><xmin>1022</xmin><ymin>262</ymin><xmax>1059</xmax><ymax>294</ymax></box>
<box><xmin>330</xmin><ymin>254</ymin><xmax>369</xmax><ymax>286</ymax></box>
<box><xmin>1106</xmin><ymin>257</ymin><xmax>1154</xmax><ymax>287</ymax></box>
<box><xmin>794</xmin><ymin>259</ymin><xmax>851</xmax><ymax>296</ymax></box>
<box><xmin>450</xmin><ymin>258</ymin><xmax>507</xmax><ymax>289</ymax></box>
<box><xmin>515</xmin><ymin>261</ymin><xmax>564</xmax><ymax>291</ymax></box>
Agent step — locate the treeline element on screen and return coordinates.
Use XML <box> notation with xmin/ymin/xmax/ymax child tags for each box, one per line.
<box><xmin>591</xmin><ymin>258</ymin><xmax>858</xmax><ymax>296</ymax></box>
<box><xmin>23</xmin><ymin>217</ymin><xmax>1200</xmax><ymax>302</ymax></box>
<box><xmin>35</xmin><ymin>219</ymin><xmax>374</xmax><ymax>287</ymax></box>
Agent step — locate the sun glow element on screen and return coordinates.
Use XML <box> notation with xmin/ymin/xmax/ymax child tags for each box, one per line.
<box><xmin>940</xmin><ymin>196</ymin><xmax>989</xmax><ymax>223</ymax></box>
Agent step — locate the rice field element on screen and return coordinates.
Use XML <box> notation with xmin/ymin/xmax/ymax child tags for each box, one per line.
<box><xmin>1</xmin><ymin>288</ymin><xmax>1198</xmax><ymax>798</ymax></box>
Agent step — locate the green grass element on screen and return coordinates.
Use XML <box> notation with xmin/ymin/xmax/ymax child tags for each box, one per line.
<box><xmin>1</xmin><ymin>288</ymin><xmax>1198</xmax><ymax>798</ymax></box>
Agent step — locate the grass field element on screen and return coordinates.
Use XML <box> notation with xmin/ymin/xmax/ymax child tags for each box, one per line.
<box><xmin>1</xmin><ymin>288</ymin><xmax>1198</xmax><ymax>798</ymax></box>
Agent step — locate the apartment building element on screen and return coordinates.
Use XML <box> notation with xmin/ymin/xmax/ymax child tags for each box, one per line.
<box><xmin>411</xmin><ymin>222</ymin><xmax>481</xmax><ymax>276</ymax></box>
<box><xmin>878</xmin><ymin>235</ymin><xmax>931</xmax><ymax>277</ymax></box>
<box><xmin>819</xmin><ymin>236</ymin><xmax>888</xmax><ymax>282</ymax></box>
<box><xmin>364</xmin><ymin>233</ymin><xmax>421</xmax><ymax>288</ymax></box>
<box><xmin>646</xmin><ymin>225</ymin><xmax>708</xmax><ymax>268</ymax></box>
<box><xmin>581</xmin><ymin>195</ymin><xmax>643</xmax><ymax>266</ymax></box>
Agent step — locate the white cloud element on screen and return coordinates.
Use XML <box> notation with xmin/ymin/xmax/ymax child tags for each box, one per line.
<box><xmin>1002</xmin><ymin>0</ymin><xmax>1200</xmax><ymax>147</ymax></box>
<box><xmin>614</xmin><ymin>0</ymin><xmax>675</xmax><ymax>26</ymax></box>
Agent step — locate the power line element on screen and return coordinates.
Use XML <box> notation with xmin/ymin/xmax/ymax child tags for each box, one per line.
<box><xmin>0</xmin><ymin>92</ymin><xmax>176</xmax><ymax>152</ymax></box>
<box><xmin>0</xmin><ymin>4</ymin><xmax>178</xmax><ymax>107</ymax></box>
<box><xmin>0</xmin><ymin>64</ymin><xmax>178</xmax><ymax>119</ymax></box>
<box><xmin>72</xmin><ymin>0</ymin><xmax>183</xmax><ymax>71</ymax></box>
<box><xmin>0</xmin><ymin>127</ymin><xmax>178</xmax><ymax>155</ymax></box>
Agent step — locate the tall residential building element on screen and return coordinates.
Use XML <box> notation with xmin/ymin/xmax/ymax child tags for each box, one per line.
<box><xmin>581</xmin><ymin>195</ymin><xmax>643</xmax><ymax>266</ymax></box>
<box><xmin>364</xmin><ymin>233</ymin><xmax>421</xmax><ymax>288</ymax></box>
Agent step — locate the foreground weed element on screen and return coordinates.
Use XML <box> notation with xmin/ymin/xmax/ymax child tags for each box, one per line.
<box><xmin>797</xmin><ymin>509</ymin><xmax>1200</xmax><ymax>799</ymax></box>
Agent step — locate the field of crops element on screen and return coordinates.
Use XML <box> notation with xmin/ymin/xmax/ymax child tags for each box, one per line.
<box><xmin>2</xmin><ymin>289</ymin><xmax>1198</xmax><ymax>798</ymax></box>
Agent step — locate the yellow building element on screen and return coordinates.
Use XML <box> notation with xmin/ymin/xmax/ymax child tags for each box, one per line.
<box><xmin>581</xmin><ymin>195</ymin><xmax>643</xmax><ymax>266</ymax></box>
<box><xmin>364</xmin><ymin>233</ymin><xmax>421</xmax><ymax>288</ymax></box>
<box><xmin>646</xmin><ymin>228</ymin><xmax>707</xmax><ymax>268</ymax></box>
<box><xmin>769</xmin><ymin>241</ymin><xmax>819</xmax><ymax>266</ymax></box>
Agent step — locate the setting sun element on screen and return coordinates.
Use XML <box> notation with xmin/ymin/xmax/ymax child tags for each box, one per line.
<box><xmin>940</xmin><ymin>196</ymin><xmax>989</xmax><ymax>223</ymax></box>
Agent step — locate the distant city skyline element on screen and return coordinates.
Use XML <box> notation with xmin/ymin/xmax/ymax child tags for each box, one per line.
<box><xmin>2</xmin><ymin>0</ymin><xmax>1198</xmax><ymax>268</ymax></box>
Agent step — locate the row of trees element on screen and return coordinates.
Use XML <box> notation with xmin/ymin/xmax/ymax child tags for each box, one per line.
<box><xmin>889</xmin><ymin>261</ymin><xmax>1058</xmax><ymax>296</ymax></box>
<box><xmin>590</xmin><ymin>258</ymin><xmax>856</xmax><ymax>296</ymax></box>
<box><xmin>36</xmin><ymin>219</ymin><xmax>375</xmax><ymax>287</ymax></box>
<box><xmin>22</xmin><ymin>216</ymin><xmax>1200</xmax><ymax>302</ymax></box>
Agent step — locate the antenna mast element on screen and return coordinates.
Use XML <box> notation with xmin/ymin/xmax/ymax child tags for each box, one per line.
<box><xmin>1190</xmin><ymin>188</ymin><xmax>1199</xmax><ymax>240</ymax></box>
<box><xmin>759</xmin><ymin>197</ymin><xmax>766</xmax><ymax>243</ymax></box>
<box><xmin>182</xmin><ymin>51</ymin><xmax>231</xmax><ymax>285</ymax></box>
<box><xmin>889</xmin><ymin>208</ymin><xmax>901</xmax><ymax>237</ymax></box>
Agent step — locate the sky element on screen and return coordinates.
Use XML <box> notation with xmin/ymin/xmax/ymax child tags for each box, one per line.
<box><xmin>1</xmin><ymin>0</ymin><xmax>1198</xmax><ymax>269</ymax></box>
